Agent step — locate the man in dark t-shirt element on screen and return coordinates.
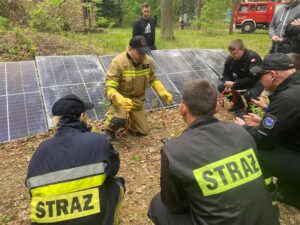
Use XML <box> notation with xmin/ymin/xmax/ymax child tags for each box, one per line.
<box><xmin>132</xmin><ymin>2</ymin><xmax>156</xmax><ymax>50</ymax></box>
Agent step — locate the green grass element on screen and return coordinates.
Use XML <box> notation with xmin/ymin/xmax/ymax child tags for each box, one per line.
<box><xmin>0</xmin><ymin>23</ymin><xmax>271</xmax><ymax>61</ymax></box>
<box><xmin>63</xmin><ymin>25</ymin><xmax>271</xmax><ymax>57</ymax></box>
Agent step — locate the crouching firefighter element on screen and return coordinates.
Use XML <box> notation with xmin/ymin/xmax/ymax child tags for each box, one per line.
<box><xmin>219</xmin><ymin>39</ymin><xmax>264</xmax><ymax>112</ymax></box>
<box><xmin>26</xmin><ymin>94</ymin><xmax>125</xmax><ymax>225</ymax></box>
<box><xmin>104</xmin><ymin>35</ymin><xmax>172</xmax><ymax>141</ymax></box>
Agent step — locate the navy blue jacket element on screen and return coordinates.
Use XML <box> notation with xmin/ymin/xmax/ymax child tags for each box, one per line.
<box><xmin>26</xmin><ymin>117</ymin><xmax>120</xmax><ymax>225</ymax></box>
<box><xmin>27</xmin><ymin>117</ymin><xmax>119</xmax><ymax>178</ymax></box>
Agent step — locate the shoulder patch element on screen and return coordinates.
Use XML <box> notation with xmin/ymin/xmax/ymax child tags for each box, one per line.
<box><xmin>263</xmin><ymin>114</ymin><xmax>277</xmax><ymax>129</ymax></box>
<box><xmin>250</xmin><ymin>58</ymin><xmax>256</xmax><ymax>63</ymax></box>
<box><xmin>143</xmin><ymin>64</ymin><xmax>150</xmax><ymax>69</ymax></box>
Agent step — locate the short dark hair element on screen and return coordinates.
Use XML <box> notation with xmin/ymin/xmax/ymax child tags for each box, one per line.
<box><xmin>182</xmin><ymin>80</ymin><xmax>218</xmax><ymax>117</ymax></box>
<box><xmin>228</xmin><ymin>39</ymin><xmax>245</xmax><ymax>51</ymax></box>
<box><xmin>141</xmin><ymin>2</ymin><xmax>150</xmax><ymax>8</ymax></box>
<box><xmin>287</xmin><ymin>53</ymin><xmax>300</xmax><ymax>70</ymax></box>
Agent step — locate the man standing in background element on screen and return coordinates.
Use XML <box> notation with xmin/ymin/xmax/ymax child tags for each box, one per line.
<box><xmin>132</xmin><ymin>2</ymin><xmax>157</xmax><ymax>50</ymax></box>
<box><xmin>269</xmin><ymin>0</ymin><xmax>300</xmax><ymax>53</ymax></box>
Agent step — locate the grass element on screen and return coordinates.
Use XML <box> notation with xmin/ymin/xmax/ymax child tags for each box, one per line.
<box><xmin>63</xmin><ymin>25</ymin><xmax>271</xmax><ymax>58</ymax></box>
<box><xmin>0</xmin><ymin>23</ymin><xmax>271</xmax><ymax>61</ymax></box>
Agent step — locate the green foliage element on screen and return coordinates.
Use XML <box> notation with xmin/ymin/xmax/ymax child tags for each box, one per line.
<box><xmin>0</xmin><ymin>214</ymin><xmax>11</xmax><ymax>225</ymax></box>
<box><xmin>200</xmin><ymin>0</ymin><xmax>228</xmax><ymax>30</ymax></box>
<box><xmin>28</xmin><ymin>0</ymin><xmax>72</xmax><ymax>32</ymax></box>
<box><xmin>97</xmin><ymin>17</ymin><xmax>115</xmax><ymax>28</ymax></box>
<box><xmin>0</xmin><ymin>17</ymin><xmax>11</xmax><ymax>30</ymax></box>
<box><xmin>100</xmin><ymin>99</ymin><xmax>110</xmax><ymax>112</ymax></box>
<box><xmin>0</xmin><ymin>27</ymin><xmax>36</xmax><ymax>60</ymax></box>
<box><xmin>249</xmin><ymin>103</ymin><xmax>265</xmax><ymax>118</ymax></box>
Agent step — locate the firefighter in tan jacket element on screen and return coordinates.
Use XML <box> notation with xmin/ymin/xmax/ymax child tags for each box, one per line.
<box><xmin>104</xmin><ymin>36</ymin><xmax>172</xmax><ymax>141</ymax></box>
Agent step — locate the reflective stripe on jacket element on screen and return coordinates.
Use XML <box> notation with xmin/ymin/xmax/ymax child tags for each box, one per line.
<box><xmin>26</xmin><ymin>118</ymin><xmax>120</xmax><ymax>224</ymax></box>
<box><xmin>105</xmin><ymin>51</ymin><xmax>159</xmax><ymax>108</ymax></box>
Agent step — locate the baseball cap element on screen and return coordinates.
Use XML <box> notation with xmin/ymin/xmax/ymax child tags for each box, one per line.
<box><xmin>250</xmin><ymin>53</ymin><xmax>295</xmax><ymax>76</ymax></box>
<box><xmin>129</xmin><ymin>35</ymin><xmax>150</xmax><ymax>54</ymax></box>
<box><xmin>52</xmin><ymin>94</ymin><xmax>94</xmax><ymax>117</ymax></box>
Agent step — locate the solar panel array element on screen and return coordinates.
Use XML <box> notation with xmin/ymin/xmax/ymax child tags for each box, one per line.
<box><xmin>36</xmin><ymin>55</ymin><xmax>107</xmax><ymax>126</ymax></box>
<box><xmin>0</xmin><ymin>49</ymin><xmax>227</xmax><ymax>142</ymax></box>
<box><xmin>0</xmin><ymin>61</ymin><xmax>47</xmax><ymax>142</ymax></box>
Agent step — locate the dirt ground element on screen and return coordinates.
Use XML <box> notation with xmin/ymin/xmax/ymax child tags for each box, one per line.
<box><xmin>0</xmin><ymin>107</ymin><xmax>300</xmax><ymax>225</ymax></box>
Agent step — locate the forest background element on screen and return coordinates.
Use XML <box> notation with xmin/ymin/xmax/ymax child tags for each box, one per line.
<box><xmin>2</xmin><ymin>1</ymin><xmax>299</xmax><ymax>225</ymax></box>
<box><xmin>0</xmin><ymin>0</ymin><xmax>271</xmax><ymax>62</ymax></box>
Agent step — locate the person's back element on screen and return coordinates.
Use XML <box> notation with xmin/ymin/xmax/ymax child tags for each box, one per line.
<box><xmin>148</xmin><ymin>80</ymin><xmax>279</xmax><ymax>225</ymax></box>
<box><xmin>26</xmin><ymin>94</ymin><xmax>123</xmax><ymax>225</ymax></box>
<box><xmin>163</xmin><ymin>120</ymin><xmax>278</xmax><ymax>225</ymax></box>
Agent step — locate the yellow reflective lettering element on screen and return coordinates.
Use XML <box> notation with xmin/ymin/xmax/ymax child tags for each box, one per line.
<box><xmin>193</xmin><ymin>148</ymin><xmax>262</xmax><ymax>196</ymax></box>
<box><xmin>31</xmin><ymin>188</ymin><xmax>100</xmax><ymax>223</ymax></box>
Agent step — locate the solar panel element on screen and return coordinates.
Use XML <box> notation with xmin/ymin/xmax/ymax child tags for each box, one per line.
<box><xmin>0</xmin><ymin>61</ymin><xmax>47</xmax><ymax>142</ymax></box>
<box><xmin>151</xmin><ymin>49</ymin><xmax>227</xmax><ymax>106</ymax></box>
<box><xmin>0</xmin><ymin>49</ymin><xmax>227</xmax><ymax>142</ymax></box>
<box><xmin>99</xmin><ymin>54</ymin><xmax>117</xmax><ymax>71</ymax></box>
<box><xmin>99</xmin><ymin>49</ymin><xmax>227</xmax><ymax>111</ymax></box>
<box><xmin>36</xmin><ymin>55</ymin><xmax>107</xmax><ymax>126</ymax></box>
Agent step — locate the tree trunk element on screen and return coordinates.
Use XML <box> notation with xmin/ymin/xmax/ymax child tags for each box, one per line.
<box><xmin>229</xmin><ymin>0</ymin><xmax>239</xmax><ymax>35</ymax></box>
<box><xmin>195</xmin><ymin>0</ymin><xmax>204</xmax><ymax>30</ymax></box>
<box><xmin>161</xmin><ymin>0</ymin><xmax>174</xmax><ymax>39</ymax></box>
<box><xmin>118</xmin><ymin>0</ymin><xmax>122</xmax><ymax>25</ymax></box>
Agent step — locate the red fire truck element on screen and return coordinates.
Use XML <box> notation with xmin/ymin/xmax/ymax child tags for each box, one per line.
<box><xmin>235</xmin><ymin>1</ymin><xmax>283</xmax><ymax>33</ymax></box>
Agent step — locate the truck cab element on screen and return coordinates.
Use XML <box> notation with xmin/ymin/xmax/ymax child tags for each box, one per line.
<box><xmin>235</xmin><ymin>2</ymin><xmax>283</xmax><ymax>33</ymax></box>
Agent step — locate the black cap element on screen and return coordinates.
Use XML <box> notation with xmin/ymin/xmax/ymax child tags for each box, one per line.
<box><xmin>250</xmin><ymin>53</ymin><xmax>295</xmax><ymax>76</ymax></box>
<box><xmin>52</xmin><ymin>94</ymin><xmax>94</xmax><ymax>117</ymax></box>
<box><xmin>129</xmin><ymin>35</ymin><xmax>150</xmax><ymax>54</ymax></box>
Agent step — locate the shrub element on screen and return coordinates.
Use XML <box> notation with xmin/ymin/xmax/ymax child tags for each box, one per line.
<box><xmin>0</xmin><ymin>17</ymin><xmax>11</xmax><ymax>30</ymax></box>
<box><xmin>28</xmin><ymin>0</ymin><xmax>72</xmax><ymax>32</ymax></box>
<box><xmin>97</xmin><ymin>17</ymin><xmax>110</xmax><ymax>28</ymax></box>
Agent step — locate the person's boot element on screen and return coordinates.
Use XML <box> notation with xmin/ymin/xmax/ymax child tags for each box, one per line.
<box><xmin>277</xmin><ymin>179</ymin><xmax>300</xmax><ymax>209</ymax></box>
<box><xmin>104</xmin><ymin>130</ymin><xmax>116</xmax><ymax>142</ymax></box>
<box><xmin>229</xmin><ymin>92</ymin><xmax>245</xmax><ymax>112</ymax></box>
<box><xmin>104</xmin><ymin>117</ymin><xmax>126</xmax><ymax>142</ymax></box>
<box><xmin>265</xmin><ymin>177</ymin><xmax>280</xmax><ymax>218</ymax></box>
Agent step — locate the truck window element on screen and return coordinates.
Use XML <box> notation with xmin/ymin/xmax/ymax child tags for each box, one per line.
<box><xmin>240</xmin><ymin>5</ymin><xmax>248</xmax><ymax>12</ymax></box>
<box><xmin>275</xmin><ymin>4</ymin><xmax>284</xmax><ymax>13</ymax></box>
<box><xmin>256</xmin><ymin>4</ymin><xmax>267</xmax><ymax>11</ymax></box>
<box><xmin>250</xmin><ymin>4</ymin><xmax>255</xmax><ymax>12</ymax></box>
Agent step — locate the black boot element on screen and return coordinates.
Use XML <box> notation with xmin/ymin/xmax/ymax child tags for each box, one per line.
<box><xmin>104</xmin><ymin>117</ymin><xmax>126</xmax><ymax>142</ymax></box>
<box><xmin>104</xmin><ymin>130</ymin><xmax>116</xmax><ymax>142</ymax></box>
<box><xmin>265</xmin><ymin>177</ymin><xmax>280</xmax><ymax>218</ymax></box>
<box><xmin>277</xmin><ymin>180</ymin><xmax>300</xmax><ymax>209</ymax></box>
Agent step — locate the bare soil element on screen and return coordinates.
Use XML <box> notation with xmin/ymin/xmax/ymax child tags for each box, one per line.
<box><xmin>0</xmin><ymin>107</ymin><xmax>299</xmax><ymax>225</ymax></box>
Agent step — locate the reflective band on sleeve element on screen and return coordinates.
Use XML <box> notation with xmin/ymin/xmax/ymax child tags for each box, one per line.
<box><xmin>26</xmin><ymin>162</ymin><xmax>107</xmax><ymax>189</ymax></box>
<box><xmin>106</xmin><ymin>80</ymin><xmax>119</xmax><ymax>88</ymax></box>
<box><xmin>31</xmin><ymin>188</ymin><xmax>100</xmax><ymax>223</ymax></box>
<box><xmin>123</xmin><ymin>68</ymin><xmax>150</xmax><ymax>77</ymax></box>
<box><xmin>264</xmin><ymin>177</ymin><xmax>272</xmax><ymax>185</ymax></box>
<box><xmin>193</xmin><ymin>148</ymin><xmax>262</xmax><ymax>196</ymax></box>
<box><xmin>31</xmin><ymin>174</ymin><xmax>106</xmax><ymax>197</ymax></box>
<box><xmin>106</xmin><ymin>88</ymin><xmax>117</xmax><ymax>98</ymax></box>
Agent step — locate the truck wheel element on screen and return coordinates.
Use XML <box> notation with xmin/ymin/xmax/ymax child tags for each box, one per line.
<box><xmin>241</xmin><ymin>22</ymin><xmax>255</xmax><ymax>33</ymax></box>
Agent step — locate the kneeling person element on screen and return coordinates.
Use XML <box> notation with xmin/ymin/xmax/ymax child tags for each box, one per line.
<box><xmin>148</xmin><ymin>80</ymin><xmax>279</xmax><ymax>225</ymax></box>
<box><xmin>26</xmin><ymin>94</ymin><xmax>124</xmax><ymax>225</ymax></box>
<box><xmin>104</xmin><ymin>35</ymin><xmax>172</xmax><ymax>141</ymax></box>
<box><xmin>219</xmin><ymin>39</ymin><xmax>264</xmax><ymax>112</ymax></box>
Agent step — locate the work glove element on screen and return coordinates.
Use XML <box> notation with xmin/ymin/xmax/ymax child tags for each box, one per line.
<box><xmin>110</xmin><ymin>91</ymin><xmax>133</xmax><ymax>112</ymax></box>
<box><xmin>152</xmin><ymin>81</ymin><xmax>173</xmax><ymax>105</ymax></box>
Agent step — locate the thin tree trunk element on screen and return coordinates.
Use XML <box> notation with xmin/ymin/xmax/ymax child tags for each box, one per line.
<box><xmin>229</xmin><ymin>0</ymin><xmax>239</xmax><ymax>35</ymax></box>
<box><xmin>161</xmin><ymin>0</ymin><xmax>174</xmax><ymax>39</ymax></box>
<box><xmin>195</xmin><ymin>0</ymin><xmax>204</xmax><ymax>30</ymax></box>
